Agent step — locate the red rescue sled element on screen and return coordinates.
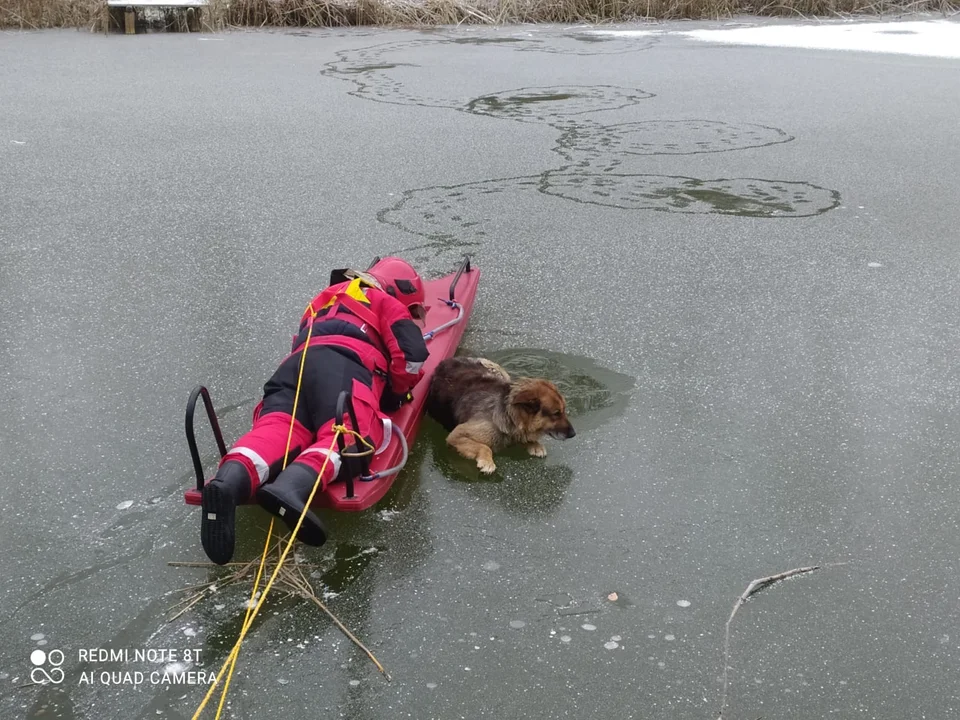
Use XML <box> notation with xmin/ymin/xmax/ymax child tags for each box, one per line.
<box><xmin>183</xmin><ymin>255</ymin><xmax>480</xmax><ymax>512</ymax></box>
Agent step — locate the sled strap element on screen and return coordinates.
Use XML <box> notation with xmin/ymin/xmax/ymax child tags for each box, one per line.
<box><xmin>333</xmin><ymin>390</ymin><xmax>376</xmax><ymax>499</ymax></box>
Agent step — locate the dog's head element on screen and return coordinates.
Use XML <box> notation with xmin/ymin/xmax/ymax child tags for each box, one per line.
<box><xmin>509</xmin><ymin>379</ymin><xmax>576</xmax><ymax>441</ymax></box>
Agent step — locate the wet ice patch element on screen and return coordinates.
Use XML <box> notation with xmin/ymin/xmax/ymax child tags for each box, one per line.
<box><xmin>553</xmin><ymin>119</ymin><xmax>793</xmax><ymax>170</ymax></box>
<box><xmin>541</xmin><ymin>172</ymin><xmax>840</xmax><ymax>218</ymax></box>
<box><xmin>604</xmin><ymin>640</ymin><xmax>619</xmax><ymax>650</ymax></box>
<box><xmin>664</xmin><ymin>634</ymin><xmax>676</xmax><ymax>641</ymax></box>
<box><xmin>379</xmin><ymin>175</ymin><xmax>540</xmax><ymax>250</ymax></box>
<box><xmin>116</xmin><ymin>500</ymin><xmax>134</xmax><ymax>510</ymax></box>
<box><xmin>183</xmin><ymin>627</ymin><xmax>197</xmax><ymax>637</ymax></box>
<box><xmin>383</xmin><ymin>169</ymin><xmax>840</xmax><ymax>274</ymax></box>
<box><xmin>676</xmin><ymin>600</ymin><xmax>691</xmax><ymax>608</ymax></box>
<box><xmin>868</xmin><ymin>262</ymin><xmax>883</xmax><ymax>268</ymax></box>
<box><xmin>163</xmin><ymin>661</ymin><xmax>189</xmax><ymax>675</ymax></box>
<box><xmin>509</xmin><ymin>620</ymin><xmax>526</xmax><ymax>629</ymax></box>
<box><xmin>581</xmin><ymin>623</ymin><xmax>597</xmax><ymax>631</ymax></box>
<box><xmin>464</xmin><ymin>85</ymin><xmax>653</xmax><ymax>124</ymax></box>
<box><xmin>323</xmin><ymin>32</ymin><xmax>653</xmax><ymax>114</ymax></box>
<box><xmin>482</xmin><ymin>561</ymin><xmax>501</xmax><ymax>571</ymax></box>
<box><xmin>560</xmin><ymin>635</ymin><xmax>572</xmax><ymax>643</ymax></box>
<box><xmin>349</xmin><ymin>679</ymin><xmax>361</xmax><ymax>686</ymax></box>
<box><xmin>31</xmin><ymin>633</ymin><xmax>45</xmax><ymax>642</ymax></box>
<box><xmin>426</xmin><ymin>682</ymin><xmax>438</xmax><ymax>689</ymax></box>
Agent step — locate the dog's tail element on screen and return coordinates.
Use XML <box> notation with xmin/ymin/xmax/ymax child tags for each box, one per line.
<box><xmin>477</xmin><ymin>358</ymin><xmax>511</xmax><ymax>381</ymax></box>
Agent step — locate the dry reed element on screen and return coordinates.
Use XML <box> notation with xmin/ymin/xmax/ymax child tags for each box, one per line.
<box><xmin>1</xmin><ymin>0</ymin><xmax>105</xmax><ymax>29</ymax></box>
<box><xmin>2</xmin><ymin>0</ymin><xmax>956</xmax><ymax>31</ymax></box>
<box><xmin>166</xmin><ymin>539</ymin><xmax>391</xmax><ymax>680</ymax></box>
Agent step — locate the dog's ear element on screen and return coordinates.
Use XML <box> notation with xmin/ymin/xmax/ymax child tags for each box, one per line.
<box><xmin>512</xmin><ymin>387</ymin><xmax>541</xmax><ymax>414</ymax></box>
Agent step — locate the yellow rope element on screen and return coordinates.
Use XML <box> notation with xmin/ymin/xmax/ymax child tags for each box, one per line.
<box><xmin>213</xmin><ymin>518</ymin><xmax>274</xmax><ymax>717</ymax></box>
<box><xmin>332</xmin><ymin>424</ymin><xmax>377</xmax><ymax>457</ymax></box>
<box><xmin>194</xmin><ymin>303</ymin><xmax>323</xmax><ymax>720</ymax></box>
<box><xmin>280</xmin><ymin>303</ymin><xmax>318</xmax><ymax>478</ymax></box>
<box><xmin>191</xmin><ymin>434</ymin><xmax>339</xmax><ymax>720</ymax></box>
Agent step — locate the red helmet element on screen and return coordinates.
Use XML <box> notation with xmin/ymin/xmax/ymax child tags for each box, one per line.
<box><xmin>367</xmin><ymin>257</ymin><xmax>427</xmax><ymax>320</ymax></box>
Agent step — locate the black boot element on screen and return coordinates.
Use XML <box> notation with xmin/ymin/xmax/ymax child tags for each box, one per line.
<box><xmin>256</xmin><ymin>463</ymin><xmax>328</xmax><ymax>547</ymax></box>
<box><xmin>201</xmin><ymin>460</ymin><xmax>252</xmax><ymax>565</ymax></box>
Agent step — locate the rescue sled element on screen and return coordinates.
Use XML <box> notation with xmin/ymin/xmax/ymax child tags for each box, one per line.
<box><xmin>183</xmin><ymin>255</ymin><xmax>479</xmax><ymax>513</ymax></box>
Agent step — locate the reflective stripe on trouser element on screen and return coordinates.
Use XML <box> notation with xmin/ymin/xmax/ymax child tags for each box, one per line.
<box><xmin>217</xmin><ymin>411</ymin><xmax>313</xmax><ymax>492</ymax></box>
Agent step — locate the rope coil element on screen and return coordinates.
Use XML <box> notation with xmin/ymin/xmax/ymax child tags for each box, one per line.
<box><xmin>334</xmin><ymin>424</ymin><xmax>376</xmax><ymax>458</ymax></box>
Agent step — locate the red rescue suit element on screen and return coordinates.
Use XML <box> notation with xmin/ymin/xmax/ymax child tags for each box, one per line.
<box><xmin>220</xmin><ymin>278</ymin><xmax>429</xmax><ymax>495</ymax></box>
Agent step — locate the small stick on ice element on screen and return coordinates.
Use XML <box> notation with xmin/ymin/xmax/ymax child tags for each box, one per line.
<box><xmin>288</xmin><ymin>564</ymin><xmax>392</xmax><ymax>681</ymax></box>
<box><xmin>716</xmin><ymin>565</ymin><xmax>820</xmax><ymax>720</ymax></box>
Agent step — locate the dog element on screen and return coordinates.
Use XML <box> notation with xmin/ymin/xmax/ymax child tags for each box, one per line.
<box><xmin>425</xmin><ymin>357</ymin><xmax>576</xmax><ymax>474</ymax></box>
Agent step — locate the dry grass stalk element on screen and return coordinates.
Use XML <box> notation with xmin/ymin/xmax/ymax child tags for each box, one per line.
<box><xmin>0</xmin><ymin>0</ymin><xmax>106</xmax><ymax>29</ymax></box>
<box><xmin>166</xmin><ymin>539</ymin><xmax>390</xmax><ymax>680</ymax></box>
<box><xmin>2</xmin><ymin>0</ymin><xmax>957</xmax><ymax>30</ymax></box>
<box><xmin>286</xmin><ymin>560</ymin><xmax>392</xmax><ymax>680</ymax></box>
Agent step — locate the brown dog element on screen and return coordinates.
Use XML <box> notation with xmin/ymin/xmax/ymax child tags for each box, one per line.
<box><xmin>425</xmin><ymin>357</ymin><xmax>576</xmax><ymax>474</ymax></box>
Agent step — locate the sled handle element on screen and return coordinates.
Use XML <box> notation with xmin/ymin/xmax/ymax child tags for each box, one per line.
<box><xmin>448</xmin><ymin>254</ymin><xmax>472</xmax><ymax>302</ymax></box>
<box><xmin>423</xmin><ymin>300</ymin><xmax>463</xmax><ymax>341</ymax></box>
<box><xmin>362</xmin><ymin>424</ymin><xmax>408</xmax><ymax>482</ymax></box>
<box><xmin>185</xmin><ymin>385</ymin><xmax>227</xmax><ymax>492</ymax></box>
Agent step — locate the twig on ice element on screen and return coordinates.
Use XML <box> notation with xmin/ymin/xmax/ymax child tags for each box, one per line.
<box><xmin>716</xmin><ymin>565</ymin><xmax>821</xmax><ymax>720</ymax></box>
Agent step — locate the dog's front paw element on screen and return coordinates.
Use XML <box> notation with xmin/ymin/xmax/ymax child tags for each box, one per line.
<box><xmin>526</xmin><ymin>441</ymin><xmax>547</xmax><ymax>458</ymax></box>
<box><xmin>477</xmin><ymin>457</ymin><xmax>497</xmax><ymax>474</ymax></box>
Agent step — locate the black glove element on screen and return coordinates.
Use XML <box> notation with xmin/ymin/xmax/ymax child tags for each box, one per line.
<box><xmin>380</xmin><ymin>389</ymin><xmax>413</xmax><ymax>414</ymax></box>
